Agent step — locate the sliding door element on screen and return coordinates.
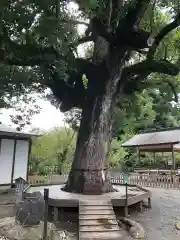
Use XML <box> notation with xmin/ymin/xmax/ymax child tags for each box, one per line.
<box><xmin>0</xmin><ymin>139</ymin><xmax>15</xmax><ymax>184</ymax></box>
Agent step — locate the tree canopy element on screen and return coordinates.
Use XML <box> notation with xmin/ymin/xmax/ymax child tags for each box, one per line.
<box><xmin>0</xmin><ymin>0</ymin><xmax>180</xmax><ymax>113</ymax></box>
<box><xmin>1</xmin><ymin>0</ymin><xmax>180</xmax><ymax>193</ymax></box>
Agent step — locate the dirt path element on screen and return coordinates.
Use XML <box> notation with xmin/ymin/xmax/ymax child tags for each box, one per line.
<box><xmin>129</xmin><ymin>188</ymin><xmax>180</xmax><ymax>239</ymax></box>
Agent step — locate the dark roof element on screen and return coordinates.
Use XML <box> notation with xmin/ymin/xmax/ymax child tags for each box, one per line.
<box><xmin>139</xmin><ymin>126</ymin><xmax>180</xmax><ymax>134</ymax></box>
<box><xmin>121</xmin><ymin>128</ymin><xmax>180</xmax><ymax>152</ymax></box>
<box><xmin>0</xmin><ymin>124</ymin><xmax>40</xmax><ymax>139</ymax></box>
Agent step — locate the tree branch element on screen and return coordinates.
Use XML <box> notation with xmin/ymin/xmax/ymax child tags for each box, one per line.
<box><xmin>56</xmin><ymin>0</ymin><xmax>60</xmax><ymax>19</ymax></box>
<box><xmin>107</xmin><ymin>0</ymin><xmax>113</xmax><ymax>29</ymax></box>
<box><xmin>71</xmin><ymin>35</ymin><xmax>94</xmax><ymax>48</ymax></box>
<box><xmin>114</xmin><ymin>0</ymin><xmax>151</xmax><ymax>49</ymax></box>
<box><xmin>111</xmin><ymin>0</ymin><xmax>122</xmax><ymax>29</ymax></box>
<box><xmin>119</xmin><ymin>13</ymin><xmax>180</xmax><ymax>96</ymax></box>
<box><xmin>60</xmin><ymin>18</ymin><xmax>89</xmax><ymax>27</ymax></box>
<box><xmin>124</xmin><ymin>60</ymin><xmax>179</xmax><ymax>76</ymax></box>
<box><xmin>122</xmin><ymin>0</ymin><xmax>151</xmax><ymax>28</ymax></box>
<box><xmin>0</xmin><ymin>24</ymin><xmax>66</xmax><ymax>66</ymax></box>
<box><xmin>0</xmin><ymin>45</ymin><xmax>65</xmax><ymax>66</ymax></box>
<box><xmin>147</xmin><ymin>13</ymin><xmax>180</xmax><ymax>59</ymax></box>
<box><xmin>44</xmin><ymin>64</ymin><xmax>86</xmax><ymax>112</ymax></box>
<box><xmin>164</xmin><ymin>80</ymin><xmax>178</xmax><ymax>102</ymax></box>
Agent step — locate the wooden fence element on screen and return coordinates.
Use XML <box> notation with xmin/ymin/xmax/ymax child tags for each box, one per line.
<box><xmin>28</xmin><ymin>174</ymin><xmax>68</xmax><ymax>185</ymax></box>
<box><xmin>28</xmin><ymin>173</ymin><xmax>180</xmax><ymax>189</ymax></box>
<box><xmin>111</xmin><ymin>173</ymin><xmax>180</xmax><ymax>189</ymax></box>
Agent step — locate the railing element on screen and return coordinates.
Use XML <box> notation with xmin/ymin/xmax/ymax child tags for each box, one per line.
<box><xmin>111</xmin><ymin>173</ymin><xmax>180</xmax><ymax>189</ymax></box>
<box><xmin>28</xmin><ymin>173</ymin><xmax>180</xmax><ymax>189</ymax></box>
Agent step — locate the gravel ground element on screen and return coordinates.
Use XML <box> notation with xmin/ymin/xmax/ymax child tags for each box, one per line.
<box><xmin>129</xmin><ymin>188</ymin><xmax>180</xmax><ymax>240</ymax></box>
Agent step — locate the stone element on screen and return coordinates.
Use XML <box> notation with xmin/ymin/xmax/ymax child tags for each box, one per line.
<box><xmin>26</xmin><ymin>191</ymin><xmax>43</xmax><ymax>198</ymax></box>
<box><xmin>15</xmin><ymin>197</ymin><xmax>45</xmax><ymax>226</ymax></box>
<box><xmin>175</xmin><ymin>221</ymin><xmax>180</xmax><ymax>230</ymax></box>
<box><xmin>118</xmin><ymin>218</ymin><xmax>145</xmax><ymax>239</ymax></box>
<box><xmin>0</xmin><ymin>217</ymin><xmax>70</xmax><ymax>240</ymax></box>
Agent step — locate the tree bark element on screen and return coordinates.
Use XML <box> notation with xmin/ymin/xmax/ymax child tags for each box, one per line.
<box><xmin>63</xmin><ymin>59</ymin><xmax>123</xmax><ymax>194</ymax></box>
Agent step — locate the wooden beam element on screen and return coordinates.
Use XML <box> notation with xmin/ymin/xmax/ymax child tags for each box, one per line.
<box><xmin>153</xmin><ymin>152</ymin><xmax>156</xmax><ymax>165</ymax></box>
<box><xmin>172</xmin><ymin>145</ymin><xmax>176</xmax><ymax>170</ymax></box>
<box><xmin>0</xmin><ymin>139</ymin><xmax>2</xmax><ymax>155</ymax></box>
<box><xmin>11</xmin><ymin>139</ymin><xmax>17</xmax><ymax>186</ymax></box>
<box><xmin>26</xmin><ymin>138</ymin><xmax>32</xmax><ymax>182</ymax></box>
<box><xmin>137</xmin><ymin>147</ymin><xmax>140</xmax><ymax>165</ymax></box>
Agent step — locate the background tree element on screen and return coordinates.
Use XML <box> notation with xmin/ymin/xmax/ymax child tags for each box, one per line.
<box><xmin>1</xmin><ymin>0</ymin><xmax>180</xmax><ymax>193</ymax></box>
<box><xmin>30</xmin><ymin>127</ymin><xmax>76</xmax><ymax>175</ymax></box>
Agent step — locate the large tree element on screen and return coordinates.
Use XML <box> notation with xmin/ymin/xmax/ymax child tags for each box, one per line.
<box><xmin>1</xmin><ymin>0</ymin><xmax>180</xmax><ymax>194</ymax></box>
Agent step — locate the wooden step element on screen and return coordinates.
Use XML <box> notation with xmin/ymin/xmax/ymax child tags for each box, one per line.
<box><xmin>79</xmin><ymin>214</ymin><xmax>117</xmax><ymax>220</ymax></box>
<box><xmin>79</xmin><ymin>200</ymin><xmax>121</xmax><ymax>239</ymax></box>
<box><xmin>80</xmin><ymin>224</ymin><xmax>120</xmax><ymax>232</ymax></box>
<box><xmin>79</xmin><ymin>200</ymin><xmax>111</xmax><ymax>206</ymax></box>
<box><xmin>79</xmin><ymin>209</ymin><xmax>115</xmax><ymax>215</ymax></box>
<box><xmin>79</xmin><ymin>230</ymin><xmax>122</xmax><ymax>239</ymax></box>
<box><xmin>80</xmin><ymin>205</ymin><xmax>113</xmax><ymax>210</ymax></box>
<box><xmin>79</xmin><ymin>219</ymin><xmax>118</xmax><ymax>226</ymax></box>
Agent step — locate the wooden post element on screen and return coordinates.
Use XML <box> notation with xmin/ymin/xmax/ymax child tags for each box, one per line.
<box><xmin>172</xmin><ymin>145</ymin><xmax>176</xmax><ymax>170</ymax></box>
<box><xmin>148</xmin><ymin>197</ymin><xmax>152</xmax><ymax>208</ymax></box>
<box><xmin>137</xmin><ymin>147</ymin><xmax>140</xmax><ymax>165</ymax></box>
<box><xmin>124</xmin><ymin>183</ymin><xmax>128</xmax><ymax>217</ymax></box>
<box><xmin>43</xmin><ymin>188</ymin><xmax>49</xmax><ymax>240</ymax></box>
<box><xmin>153</xmin><ymin>152</ymin><xmax>156</xmax><ymax>166</ymax></box>
<box><xmin>53</xmin><ymin>207</ymin><xmax>59</xmax><ymax>222</ymax></box>
<box><xmin>139</xmin><ymin>201</ymin><xmax>143</xmax><ymax>213</ymax></box>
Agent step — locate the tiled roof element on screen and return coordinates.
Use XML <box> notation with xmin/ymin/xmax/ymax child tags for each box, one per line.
<box><xmin>121</xmin><ymin>129</ymin><xmax>180</xmax><ymax>150</ymax></box>
<box><xmin>0</xmin><ymin>123</ymin><xmax>39</xmax><ymax>138</ymax></box>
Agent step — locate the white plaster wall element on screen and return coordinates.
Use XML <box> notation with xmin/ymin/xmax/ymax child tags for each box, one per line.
<box><xmin>0</xmin><ymin>139</ymin><xmax>15</xmax><ymax>184</ymax></box>
<box><xmin>13</xmin><ymin>140</ymin><xmax>29</xmax><ymax>181</ymax></box>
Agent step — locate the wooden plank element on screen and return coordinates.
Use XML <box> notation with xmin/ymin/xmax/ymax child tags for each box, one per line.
<box><xmin>79</xmin><ymin>214</ymin><xmax>117</xmax><ymax>220</ymax></box>
<box><xmin>79</xmin><ymin>209</ymin><xmax>114</xmax><ymax>215</ymax></box>
<box><xmin>79</xmin><ymin>230</ymin><xmax>122</xmax><ymax>239</ymax></box>
<box><xmin>80</xmin><ymin>224</ymin><xmax>120</xmax><ymax>232</ymax></box>
<box><xmin>79</xmin><ymin>200</ymin><xmax>111</xmax><ymax>206</ymax></box>
<box><xmin>80</xmin><ymin>205</ymin><xmax>113</xmax><ymax>210</ymax></box>
<box><xmin>79</xmin><ymin>219</ymin><xmax>118</xmax><ymax>226</ymax></box>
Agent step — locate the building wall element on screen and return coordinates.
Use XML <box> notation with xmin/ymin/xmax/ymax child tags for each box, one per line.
<box><xmin>0</xmin><ymin>139</ymin><xmax>14</xmax><ymax>184</ymax></box>
<box><xmin>0</xmin><ymin>138</ymin><xmax>30</xmax><ymax>185</ymax></box>
<box><xmin>13</xmin><ymin>140</ymin><xmax>29</xmax><ymax>181</ymax></box>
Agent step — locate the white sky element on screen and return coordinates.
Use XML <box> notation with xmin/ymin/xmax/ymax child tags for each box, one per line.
<box><xmin>1</xmin><ymin>100</ymin><xmax>65</xmax><ymax>131</ymax></box>
<box><xmin>0</xmin><ymin>2</ymin><xmax>87</xmax><ymax>132</ymax></box>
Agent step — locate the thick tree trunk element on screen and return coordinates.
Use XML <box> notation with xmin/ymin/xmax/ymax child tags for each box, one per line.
<box><xmin>63</xmin><ymin>66</ymin><xmax>123</xmax><ymax>194</ymax></box>
<box><xmin>63</xmin><ymin>28</ymin><xmax>127</xmax><ymax>194</ymax></box>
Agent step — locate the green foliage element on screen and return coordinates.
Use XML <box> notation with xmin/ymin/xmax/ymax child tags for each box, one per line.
<box><xmin>65</xmin><ymin>82</ymin><xmax>180</xmax><ymax>169</ymax></box>
<box><xmin>30</xmin><ymin>127</ymin><xmax>77</xmax><ymax>175</ymax></box>
<box><xmin>109</xmin><ymin>131</ymin><xmax>135</xmax><ymax>168</ymax></box>
<box><xmin>113</xmin><ymin>90</ymin><xmax>156</xmax><ymax>138</ymax></box>
<box><xmin>1</xmin><ymin>0</ymin><xmax>180</xmax><ymax>172</ymax></box>
<box><xmin>82</xmin><ymin>74</ymin><xmax>88</xmax><ymax>89</ymax></box>
<box><xmin>0</xmin><ymin>0</ymin><xmax>180</xmax><ymax>124</ymax></box>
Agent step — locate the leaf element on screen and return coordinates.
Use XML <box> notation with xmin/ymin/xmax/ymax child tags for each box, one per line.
<box><xmin>89</xmin><ymin>0</ymin><xmax>98</xmax><ymax>10</ymax></box>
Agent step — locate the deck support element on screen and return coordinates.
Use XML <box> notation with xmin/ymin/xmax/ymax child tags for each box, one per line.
<box><xmin>53</xmin><ymin>207</ymin><xmax>59</xmax><ymax>222</ymax></box>
<box><xmin>124</xmin><ymin>206</ymin><xmax>128</xmax><ymax>217</ymax></box>
<box><xmin>148</xmin><ymin>197</ymin><xmax>152</xmax><ymax>208</ymax></box>
<box><xmin>172</xmin><ymin>145</ymin><xmax>176</xmax><ymax>170</ymax></box>
<box><xmin>138</xmin><ymin>201</ymin><xmax>143</xmax><ymax>213</ymax></box>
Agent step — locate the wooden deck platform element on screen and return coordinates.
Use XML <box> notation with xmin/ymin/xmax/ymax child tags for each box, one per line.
<box><xmin>79</xmin><ymin>200</ymin><xmax>122</xmax><ymax>240</ymax></box>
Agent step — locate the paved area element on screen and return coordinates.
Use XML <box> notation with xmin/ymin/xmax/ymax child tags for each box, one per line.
<box><xmin>129</xmin><ymin>188</ymin><xmax>180</xmax><ymax>239</ymax></box>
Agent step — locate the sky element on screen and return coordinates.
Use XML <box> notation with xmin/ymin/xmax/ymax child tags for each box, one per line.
<box><xmin>0</xmin><ymin>2</ymin><xmax>87</xmax><ymax>132</ymax></box>
<box><xmin>1</xmin><ymin>100</ymin><xmax>65</xmax><ymax>131</ymax></box>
